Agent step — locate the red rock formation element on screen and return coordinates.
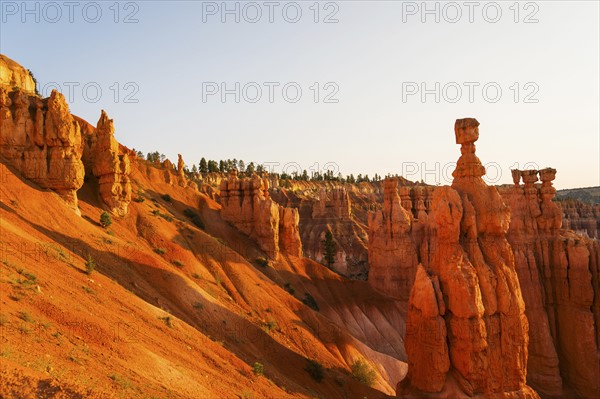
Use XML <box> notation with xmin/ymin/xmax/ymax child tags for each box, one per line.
<box><xmin>278</xmin><ymin>205</ymin><xmax>302</xmax><ymax>257</ymax></box>
<box><xmin>500</xmin><ymin>168</ymin><xmax>600</xmax><ymax>399</ymax></box>
<box><xmin>560</xmin><ymin>199</ymin><xmax>600</xmax><ymax>239</ymax></box>
<box><xmin>368</xmin><ymin>179</ymin><xmax>419</xmax><ymax>300</ymax></box>
<box><xmin>398</xmin><ymin>118</ymin><xmax>538</xmax><ymax>398</ymax></box>
<box><xmin>0</xmin><ymin>86</ymin><xmax>84</xmax><ymax>213</ymax></box>
<box><xmin>0</xmin><ymin>54</ymin><xmax>36</xmax><ymax>94</ymax></box>
<box><xmin>312</xmin><ymin>187</ymin><xmax>352</xmax><ymax>220</ymax></box>
<box><xmin>219</xmin><ymin>170</ymin><xmax>302</xmax><ymax>259</ymax></box>
<box><xmin>88</xmin><ymin>111</ymin><xmax>132</xmax><ymax>216</ymax></box>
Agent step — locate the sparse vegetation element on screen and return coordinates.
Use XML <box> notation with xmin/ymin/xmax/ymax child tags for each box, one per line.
<box><xmin>322</xmin><ymin>230</ymin><xmax>337</xmax><ymax>268</ymax></box>
<box><xmin>302</xmin><ymin>293</ymin><xmax>319</xmax><ymax>311</ymax></box>
<box><xmin>305</xmin><ymin>359</ymin><xmax>324</xmax><ymax>382</ymax></box>
<box><xmin>100</xmin><ymin>211</ymin><xmax>112</xmax><ymax>228</ymax></box>
<box><xmin>263</xmin><ymin>319</ymin><xmax>278</xmax><ymax>333</ymax></box>
<box><xmin>85</xmin><ymin>255</ymin><xmax>96</xmax><ymax>275</ymax></box>
<box><xmin>18</xmin><ymin>311</ymin><xmax>33</xmax><ymax>323</ymax></box>
<box><xmin>191</xmin><ymin>273</ymin><xmax>201</xmax><ymax>279</ymax></box>
<box><xmin>154</xmin><ymin>248</ymin><xmax>166</xmax><ymax>255</ymax></box>
<box><xmin>252</xmin><ymin>362</ymin><xmax>264</xmax><ymax>376</ymax></box>
<box><xmin>151</xmin><ymin>209</ymin><xmax>174</xmax><ymax>222</ymax></box>
<box><xmin>283</xmin><ymin>282</ymin><xmax>295</xmax><ymax>295</ymax></box>
<box><xmin>193</xmin><ymin>302</ymin><xmax>204</xmax><ymax>310</ymax></box>
<box><xmin>159</xmin><ymin>316</ymin><xmax>173</xmax><ymax>328</ymax></box>
<box><xmin>161</xmin><ymin>194</ymin><xmax>172</xmax><ymax>202</ymax></box>
<box><xmin>255</xmin><ymin>257</ymin><xmax>269</xmax><ymax>268</ymax></box>
<box><xmin>350</xmin><ymin>359</ymin><xmax>376</xmax><ymax>386</ymax></box>
<box><xmin>82</xmin><ymin>286</ymin><xmax>95</xmax><ymax>295</ymax></box>
<box><xmin>172</xmin><ymin>260</ymin><xmax>184</xmax><ymax>268</ymax></box>
<box><xmin>109</xmin><ymin>373</ymin><xmax>133</xmax><ymax>389</ymax></box>
<box><xmin>183</xmin><ymin>208</ymin><xmax>205</xmax><ymax>229</ymax></box>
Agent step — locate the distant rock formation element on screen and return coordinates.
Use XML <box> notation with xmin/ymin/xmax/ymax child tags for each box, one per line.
<box><xmin>0</xmin><ymin>86</ymin><xmax>84</xmax><ymax>213</ymax></box>
<box><xmin>368</xmin><ymin>179</ymin><xmax>419</xmax><ymax>300</ymax></box>
<box><xmin>312</xmin><ymin>187</ymin><xmax>352</xmax><ymax>220</ymax></box>
<box><xmin>83</xmin><ymin>110</ymin><xmax>132</xmax><ymax>216</ymax></box>
<box><xmin>219</xmin><ymin>170</ymin><xmax>302</xmax><ymax>259</ymax></box>
<box><xmin>560</xmin><ymin>199</ymin><xmax>600</xmax><ymax>239</ymax></box>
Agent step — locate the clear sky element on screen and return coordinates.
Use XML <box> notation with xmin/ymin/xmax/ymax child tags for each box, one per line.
<box><xmin>1</xmin><ymin>0</ymin><xmax>598</xmax><ymax>188</ymax></box>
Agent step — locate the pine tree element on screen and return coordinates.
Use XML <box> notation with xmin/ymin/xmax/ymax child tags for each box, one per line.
<box><xmin>208</xmin><ymin>160</ymin><xmax>219</xmax><ymax>173</ymax></box>
<box><xmin>199</xmin><ymin>157</ymin><xmax>208</xmax><ymax>174</ymax></box>
<box><xmin>322</xmin><ymin>231</ymin><xmax>337</xmax><ymax>268</ymax></box>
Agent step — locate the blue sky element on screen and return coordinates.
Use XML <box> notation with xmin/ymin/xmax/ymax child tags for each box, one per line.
<box><xmin>1</xmin><ymin>1</ymin><xmax>598</xmax><ymax>188</ymax></box>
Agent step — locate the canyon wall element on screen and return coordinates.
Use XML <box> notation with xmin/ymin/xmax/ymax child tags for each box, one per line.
<box><xmin>219</xmin><ymin>170</ymin><xmax>302</xmax><ymax>259</ymax></box>
<box><xmin>499</xmin><ymin>169</ymin><xmax>600</xmax><ymax>398</ymax></box>
<box><xmin>0</xmin><ymin>86</ymin><xmax>84</xmax><ymax>213</ymax></box>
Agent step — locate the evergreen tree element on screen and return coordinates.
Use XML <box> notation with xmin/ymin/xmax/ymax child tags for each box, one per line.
<box><xmin>219</xmin><ymin>160</ymin><xmax>226</xmax><ymax>172</ymax></box>
<box><xmin>208</xmin><ymin>160</ymin><xmax>219</xmax><ymax>173</ymax></box>
<box><xmin>191</xmin><ymin>164</ymin><xmax>198</xmax><ymax>174</ymax></box>
<box><xmin>238</xmin><ymin>160</ymin><xmax>245</xmax><ymax>173</ymax></box>
<box><xmin>199</xmin><ymin>157</ymin><xmax>208</xmax><ymax>174</ymax></box>
<box><xmin>322</xmin><ymin>231</ymin><xmax>337</xmax><ymax>268</ymax></box>
<box><xmin>246</xmin><ymin>162</ymin><xmax>256</xmax><ymax>174</ymax></box>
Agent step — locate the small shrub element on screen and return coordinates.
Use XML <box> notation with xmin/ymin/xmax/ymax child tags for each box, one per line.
<box><xmin>305</xmin><ymin>359</ymin><xmax>324</xmax><ymax>382</ymax></box>
<box><xmin>85</xmin><ymin>255</ymin><xmax>95</xmax><ymax>275</ymax></box>
<box><xmin>172</xmin><ymin>260</ymin><xmax>184</xmax><ymax>268</ymax></box>
<box><xmin>193</xmin><ymin>302</ymin><xmax>204</xmax><ymax>310</ymax></box>
<box><xmin>302</xmin><ymin>293</ymin><xmax>319</xmax><ymax>311</ymax></box>
<box><xmin>191</xmin><ymin>273</ymin><xmax>201</xmax><ymax>279</ymax></box>
<box><xmin>154</xmin><ymin>248</ymin><xmax>166</xmax><ymax>255</ymax></box>
<box><xmin>99</xmin><ymin>211</ymin><xmax>112</xmax><ymax>228</ymax></box>
<box><xmin>350</xmin><ymin>359</ymin><xmax>376</xmax><ymax>386</ymax></box>
<box><xmin>82</xmin><ymin>286</ymin><xmax>95</xmax><ymax>295</ymax></box>
<box><xmin>252</xmin><ymin>362</ymin><xmax>264</xmax><ymax>376</ymax></box>
<box><xmin>283</xmin><ymin>282</ymin><xmax>295</xmax><ymax>295</ymax></box>
<box><xmin>160</xmin><ymin>213</ymin><xmax>173</xmax><ymax>222</ymax></box>
<box><xmin>160</xmin><ymin>316</ymin><xmax>173</xmax><ymax>328</ymax></box>
<box><xmin>133</xmin><ymin>196</ymin><xmax>145</xmax><ymax>203</ymax></box>
<box><xmin>161</xmin><ymin>194</ymin><xmax>172</xmax><ymax>202</ymax></box>
<box><xmin>151</xmin><ymin>209</ymin><xmax>161</xmax><ymax>216</ymax></box>
<box><xmin>183</xmin><ymin>208</ymin><xmax>206</xmax><ymax>230</ymax></box>
<box><xmin>255</xmin><ymin>257</ymin><xmax>269</xmax><ymax>268</ymax></box>
<box><xmin>18</xmin><ymin>311</ymin><xmax>33</xmax><ymax>323</ymax></box>
<box><xmin>263</xmin><ymin>319</ymin><xmax>278</xmax><ymax>333</ymax></box>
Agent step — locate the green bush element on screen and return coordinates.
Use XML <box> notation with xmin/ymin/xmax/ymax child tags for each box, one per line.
<box><xmin>305</xmin><ymin>359</ymin><xmax>324</xmax><ymax>382</ymax></box>
<box><xmin>100</xmin><ymin>211</ymin><xmax>112</xmax><ymax>228</ymax></box>
<box><xmin>252</xmin><ymin>362</ymin><xmax>264</xmax><ymax>376</ymax></box>
<box><xmin>85</xmin><ymin>255</ymin><xmax>95</xmax><ymax>275</ymax></box>
<box><xmin>183</xmin><ymin>208</ymin><xmax>205</xmax><ymax>229</ymax></box>
<box><xmin>172</xmin><ymin>260</ymin><xmax>184</xmax><ymax>268</ymax></box>
<box><xmin>161</xmin><ymin>194</ymin><xmax>172</xmax><ymax>202</ymax></box>
<box><xmin>350</xmin><ymin>359</ymin><xmax>376</xmax><ymax>386</ymax></box>
<box><xmin>255</xmin><ymin>257</ymin><xmax>269</xmax><ymax>268</ymax></box>
<box><xmin>154</xmin><ymin>248</ymin><xmax>166</xmax><ymax>255</ymax></box>
<box><xmin>302</xmin><ymin>293</ymin><xmax>319</xmax><ymax>311</ymax></box>
<box><xmin>283</xmin><ymin>282</ymin><xmax>295</xmax><ymax>295</ymax></box>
